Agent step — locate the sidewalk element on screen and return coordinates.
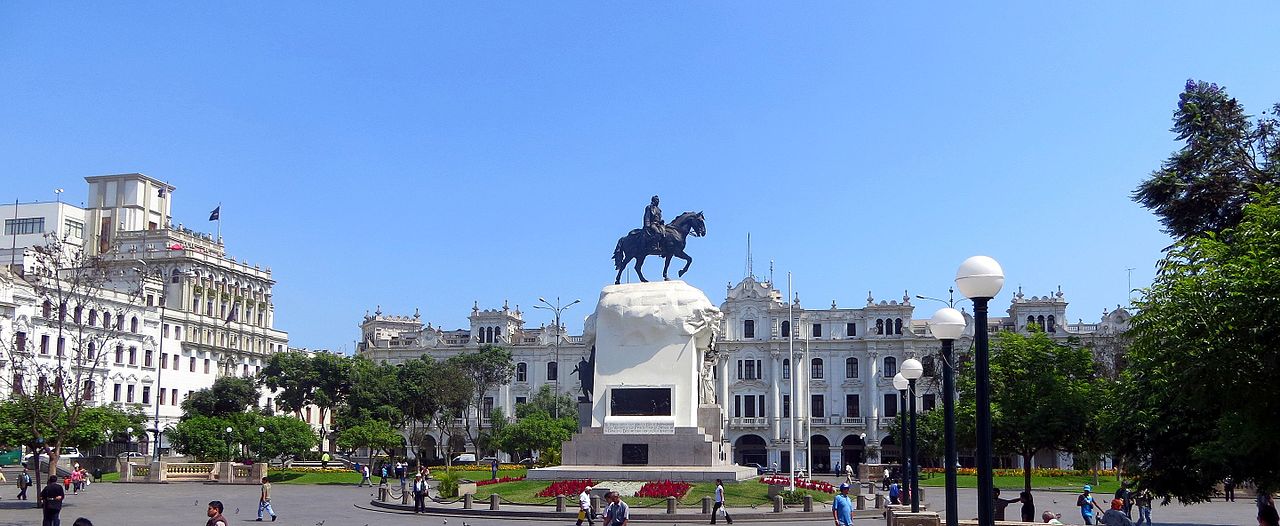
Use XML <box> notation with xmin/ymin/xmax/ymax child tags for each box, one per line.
<box><xmin>369</xmin><ymin>494</ymin><xmax>893</xmax><ymax>522</ymax></box>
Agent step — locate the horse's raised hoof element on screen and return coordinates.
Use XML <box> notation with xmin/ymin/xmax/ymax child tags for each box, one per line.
<box><xmin>678</xmin><ymin>269</ymin><xmax>687</xmax><ymax>277</ymax></box>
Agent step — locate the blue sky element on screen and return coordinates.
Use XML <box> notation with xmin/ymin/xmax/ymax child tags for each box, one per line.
<box><xmin>3</xmin><ymin>2</ymin><xmax>1277</xmax><ymax>350</ymax></box>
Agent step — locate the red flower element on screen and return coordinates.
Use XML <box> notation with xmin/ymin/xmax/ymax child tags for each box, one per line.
<box><xmin>537</xmin><ymin>479</ymin><xmax>594</xmax><ymax>497</ymax></box>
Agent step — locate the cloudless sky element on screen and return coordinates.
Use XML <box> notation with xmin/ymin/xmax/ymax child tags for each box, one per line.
<box><xmin>3</xmin><ymin>2</ymin><xmax>1278</xmax><ymax>350</ymax></box>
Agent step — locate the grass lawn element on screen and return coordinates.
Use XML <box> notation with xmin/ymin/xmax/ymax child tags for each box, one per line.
<box><xmin>468</xmin><ymin>478</ymin><xmax>829</xmax><ymax>507</ymax></box>
<box><xmin>267</xmin><ymin>469</ymin><xmax>364</xmax><ymax>485</ymax></box>
<box><xmin>918</xmin><ymin>473</ymin><xmax>1120</xmax><ymax>494</ymax></box>
<box><xmin>99</xmin><ymin>471</ymin><xmax>120</xmax><ymax>482</ymax></box>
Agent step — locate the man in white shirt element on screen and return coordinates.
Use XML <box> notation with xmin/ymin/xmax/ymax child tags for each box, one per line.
<box><xmin>711</xmin><ymin>479</ymin><xmax>733</xmax><ymax>524</ymax></box>
<box><xmin>577</xmin><ymin>485</ymin><xmax>595</xmax><ymax>526</ymax></box>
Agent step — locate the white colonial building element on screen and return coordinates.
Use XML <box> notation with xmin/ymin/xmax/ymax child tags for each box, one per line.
<box><xmin>1</xmin><ymin>173</ymin><xmax>290</xmax><ymax>455</ymax></box>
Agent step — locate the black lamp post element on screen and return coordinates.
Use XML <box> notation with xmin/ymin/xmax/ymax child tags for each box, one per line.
<box><xmin>533</xmin><ymin>296</ymin><xmax>580</xmax><ymax>419</ymax></box>
<box><xmin>928</xmin><ymin>307</ymin><xmax>967</xmax><ymax>526</ymax></box>
<box><xmin>901</xmin><ymin>358</ymin><xmax>925</xmax><ymax>512</ymax></box>
<box><xmin>893</xmin><ymin>372</ymin><xmax>909</xmax><ymax>504</ymax></box>
<box><xmin>955</xmin><ymin>256</ymin><xmax>1005</xmax><ymax>526</ymax></box>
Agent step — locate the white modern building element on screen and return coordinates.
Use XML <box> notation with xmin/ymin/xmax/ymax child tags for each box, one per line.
<box><xmin>0</xmin><ymin>173</ymin><xmax>290</xmax><ymax>455</ymax></box>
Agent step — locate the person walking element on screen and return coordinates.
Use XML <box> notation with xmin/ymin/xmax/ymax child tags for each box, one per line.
<box><xmin>577</xmin><ymin>486</ymin><xmax>595</xmax><ymax>526</ymax></box>
<box><xmin>993</xmin><ymin>488</ymin><xmax>1022</xmax><ymax>521</ymax></box>
<box><xmin>1078</xmin><ymin>485</ymin><xmax>1105</xmax><ymax>525</ymax></box>
<box><xmin>256</xmin><ymin>476</ymin><xmax>277</xmax><ymax>522</ymax></box>
<box><xmin>17</xmin><ymin>468</ymin><xmax>31</xmax><ymax>500</ymax></box>
<box><xmin>412</xmin><ymin>474</ymin><xmax>428</xmax><ymax>513</ymax></box>
<box><xmin>1020</xmin><ymin>490</ymin><xmax>1037</xmax><ymax>523</ymax></box>
<box><xmin>844</xmin><ymin>463</ymin><xmax>854</xmax><ymax>484</ymax></box>
<box><xmin>206</xmin><ymin>500</ymin><xmax>228</xmax><ymax>526</ymax></box>
<box><xmin>39</xmin><ymin>475</ymin><xmax>65</xmax><ymax>526</ymax></box>
<box><xmin>1224</xmin><ymin>476</ymin><xmax>1236</xmax><ymax>502</ymax></box>
<box><xmin>70</xmin><ymin>468</ymin><xmax>82</xmax><ymax>495</ymax></box>
<box><xmin>1116</xmin><ymin>481</ymin><xmax>1134</xmax><ymax>516</ymax></box>
<box><xmin>359</xmin><ymin>464</ymin><xmax>372</xmax><ymax>487</ymax></box>
<box><xmin>888</xmin><ymin>480</ymin><xmax>901</xmax><ymax>505</ymax></box>
<box><xmin>603</xmin><ymin>491</ymin><xmax>629</xmax><ymax>526</ymax></box>
<box><xmin>711</xmin><ymin>479</ymin><xmax>733</xmax><ymax>524</ymax></box>
<box><xmin>1133</xmin><ymin>487</ymin><xmax>1153</xmax><ymax>526</ymax></box>
<box><xmin>490</xmin><ymin>458</ymin><xmax>499</xmax><ymax>481</ymax></box>
<box><xmin>833</xmin><ymin>482</ymin><xmax>855</xmax><ymax>526</ymax></box>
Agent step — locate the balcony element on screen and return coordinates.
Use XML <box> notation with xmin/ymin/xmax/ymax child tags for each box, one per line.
<box><xmin>839</xmin><ymin>416</ymin><xmax>866</xmax><ymax>427</ymax></box>
<box><xmin>729</xmin><ymin>417</ymin><xmax>768</xmax><ymax>429</ymax></box>
<box><xmin>878</xmin><ymin>417</ymin><xmax>896</xmax><ymax>428</ymax></box>
<box><xmin>810</xmin><ymin>417</ymin><xmax>828</xmax><ymax>425</ymax></box>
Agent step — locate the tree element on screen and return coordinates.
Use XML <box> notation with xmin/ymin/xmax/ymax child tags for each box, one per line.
<box><xmin>340</xmin><ymin>357</ymin><xmax>402</xmax><ymax>426</ymax></box>
<box><xmin>259</xmin><ymin>350</ymin><xmax>351</xmax><ymax>449</ymax></box>
<box><xmin>490</xmin><ymin>409</ymin><xmax>576</xmax><ymax>465</ymax></box>
<box><xmin>182</xmin><ymin>376</ymin><xmax>260</xmax><ymax>418</ymax></box>
<box><xmin>447</xmin><ymin>345</ymin><xmax>514</xmax><ymax>449</ymax></box>
<box><xmin>516</xmin><ymin>384</ymin><xmax>577</xmax><ymax>420</ymax></box>
<box><xmin>397</xmin><ymin>356</ymin><xmax>472</xmax><ymax>465</ymax></box>
<box><xmin>1133</xmin><ymin>79</ymin><xmax>1280</xmax><ymax>239</ymax></box>
<box><xmin>169</xmin><ymin>412</ymin><xmax>317</xmax><ymax>462</ymax></box>
<box><xmin>337</xmin><ymin>420</ymin><xmax>403</xmax><ymax>466</ymax></box>
<box><xmin>0</xmin><ymin>232</ymin><xmax>151</xmax><ymax>475</ymax></box>
<box><xmin>0</xmin><ymin>399</ymin><xmax>145</xmax><ymax>452</ymax></box>
<box><xmin>168</xmin><ymin>415</ymin><xmax>240</xmax><ymax>461</ymax></box>
<box><xmin>1115</xmin><ymin>186</ymin><xmax>1280</xmax><ymax>502</ymax></box>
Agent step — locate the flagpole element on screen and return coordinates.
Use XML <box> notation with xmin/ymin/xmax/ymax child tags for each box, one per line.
<box><xmin>216</xmin><ymin>202</ymin><xmax>221</xmax><ymax>244</ymax></box>
<box><xmin>787</xmin><ymin>272</ymin><xmax>795</xmax><ymax>492</ymax></box>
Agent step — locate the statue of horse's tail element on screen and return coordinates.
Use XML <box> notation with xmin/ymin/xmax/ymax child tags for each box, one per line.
<box><xmin>613</xmin><ymin>238</ymin><xmax>625</xmax><ymax>270</ymax></box>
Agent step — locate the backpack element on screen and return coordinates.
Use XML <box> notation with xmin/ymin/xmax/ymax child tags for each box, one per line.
<box><xmin>1077</xmin><ymin>494</ymin><xmax>1087</xmax><ymax>508</ymax></box>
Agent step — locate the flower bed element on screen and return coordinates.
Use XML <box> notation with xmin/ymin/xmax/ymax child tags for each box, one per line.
<box><xmin>920</xmin><ymin>467</ymin><xmax>1119</xmax><ymax>477</ymax></box>
<box><xmin>634</xmin><ymin>480</ymin><xmax>692</xmax><ymax>499</ymax></box>
<box><xmin>450</xmin><ymin>463</ymin><xmax>528</xmax><ymax>472</ymax></box>
<box><xmin>477</xmin><ymin>475</ymin><xmax>526</xmax><ymax>487</ymax></box>
<box><xmin>537</xmin><ymin>479</ymin><xmax>594</xmax><ymax>497</ymax></box>
<box><xmin>758</xmin><ymin>476</ymin><xmax>835</xmax><ymax>493</ymax></box>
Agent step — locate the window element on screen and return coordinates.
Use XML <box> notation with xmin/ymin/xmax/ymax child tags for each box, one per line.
<box><xmin>128</xmin><ymin>347</ymin><xmax>137</xmax><ymax>365</ymax></box>
<box><xmin>923</xmin><ymin>394</ymin><xmax>936</xmax><ymax>411</ymax></box>
<box><xmin>883</xmin><ymin>357</ymin><xmax>897</xmax><ymax>378</ymax></box>
<box><xmin>845</xmin><ymin>394</ymin><xmax>860</xmax><ymax>417</ymax></box>
<box><xmin>743</xmin><ymin>320</ymin><xmax>755</xmax><ymax>339</ymax></box>
<box><xmin>782</xmin><ymin>394</ymin><xmax>791</xmax><ymax>418</ymax></box>
<box><xmin>161</xmin><ymin>353</ymin><xmax>168</xmax><ymax>369</ymax></box>
<box><xmin>895</xmin><ymin>318</ymin><xmax>903</xmax><ymax>335</ymax></box>
<box><xmin>102</xmin><ymin>311</ymin><xmax>111</xmax><ymax>328</ymax></box>
<box><xmin>116</xmin><ymin>314</ymin><xmax>124</xmax><ymax>330</ymax></box>
<box><xmin>171</xmin><ymin>269</ymin><xmax>181</xmax><ymax>284</ymax></box>
<box><xmin>243</xmin><ymin>364</ymin><xmax>249</xmax><ymax>376</ymax></box>
<box><xmin>810</xmin><ymin>394</ymin><xmax>824</xmax><ymax>417</ymax></box>
<box><xmin>163</xmin><ymin>323</ymin><xmax>170</xmax><ymax>338</ymax></box>
<box><xmin>876</xmin><ymin>319</ymin><xmax>885</xmax><ymax>335</ymax></box>
<box><xmin>42</xmin><ymin>300</ymin><xmax>52</xmax><ymax>318</ymax></box>
<box><xmin>203</xmin><ymin>359</ymin><xmax>210</xmax><ymax>374</ymax></box>
<box><xmin>40</xmin><ymin>335</ymin><xmax>49</xmax><ymax>355</ymax></box>
<box><xmin>113</xmin><ymin>383</ymin><xmax>122</xmax><ymax>402</ymax></box>
<box><xmin>4</xmin><ymin>217</ymin><xmax>44</xmax><ymax>235</ymax></box>
<box><xmin>846</xmin><ymin>322</ymin><xmax>857</xmax><ymax>337</ymax></box>
<box><xmin>482</xmin><ymin>397</ymin><xmax>494</xmax><ymax>422</ymax></box>
<box><xmin>189</xmin><ymin>356</ymin><xmax>196</xmax><ymax>372</ymax></box>
<box><xmin>88</xmin><ymin>309</ymin><xmax>98</xmax><ymax>326</ymax></box>
<box><xmin>781</xmin><ymin>320</ymin><xmax>791</xmax><ymax>338</ymax></box>
<box><xmin>738</xmin><ymin>359</ymin><xmax>763</xmax><ymax>380</ymax></box>
<box><xmin>516</xmin><ymin>362</ymin><xmax>528</xmax><ymax>382</ymax></box>
<box><xmin>115</xmin><ymin>345</ymin><xmax>124</xmax><ymax>363</ymax></box>
<box><xmin>546</xmin><ymin>361</ymin><xmax>557</xmax><ymax>381</ymax></box>
<box><xmin>812</xmin><ymin>323</ymin><xmax>822</xmax><ymax>338</ymax></box>
<box><xmin>83</xmin><ymin>380</ymin><xmax>94</xmax><ymax>401</ymax></box>
<box><xmin>142</xmin><ymin>386</ymin><xmax>151</xmax><ymax>404</ymax></box>
<box><xmin>176</xmin><ymin>326</ymin><xmax>183</xmax><ymax>340</ymax></box>
<box><xmin>127</xmin><ymin>385</ymin><xmax>135</xmax><ymax>403</ymax></box>
<box><xmin>159</xmin><ymin>388</ymin><xmax>167</xmax><ymax>405</ymax></box>
<box><xmin>884</xmin><ymin>393</ymin><xmax>897</xmax><ymax>417</ymax></box>
<box><xmin>1026</xmin><ymin>315</ymin><xmax>1036</xmax><ymax>328</ymax></box>
<box><xmin>130</xmin><ymin>317</ymin><xmax>139</xmax><ymax>333</ymax></box>
<box><xmin>810</xmin><ymin>358</ymin><xmax>824</xmax><ymax>379</ymax></box>
<box><xmin>63</xmin><ymin>218</ymin><xmax>84</xmax><ymax>239</ymax></box>
<box><xmin>171</xmin><ymin>390</ymin><xmax>178</xmax><ymax>405</ymax></box>
<box><xmin>782</xmin><ymin>358</ymin><xmax>790</xmax><ymax>380</ymax></box>
<box><xmin>845</xmin><ymin>357</ymin><xmax>859</xmax><ymax>379</ymax></box>
<box><xmin>515</xmin><ymin>396</ymin><xmax>527</xmax><ymax>406</ymax></box>
<box><xmin>12</xmin><ymin>374</ymin><xmax>23</xmax><ymax>394</ymax></box>
<box><xmin>56</xmin><ymin>337</ymin><xmax>65</xmax><ymax>357</ymax></box>
<box><xmin>305</xmin><ymin>407</ymin><xmax>312</xmax><ymax>423</ymax></box>
<box><xmin>922</xmin><ymin>356</ymin><xmax>935</xmax><ymax>377</ymax></box>
<box><xmin>733</xmin><ymin>394</ymin><xmax>765</xmax><ymax>418</ymax></box>
<box><xmin>15</xmin><ymin>331</ymin><xmax>26</xmax><ymax>353</ymax></box>
<box><xmin>1047</xmin><ymin>315</ymin><xmax>1057</xmax><ymax>333</ymax></box>
<box><xmin>73</xmin><ymin>306</ymin><xmax>82</xmax><ymax>324</ymax></box>
<box><xmin>145</xmin><ymin>350</ymin><xmax>153</xmax><ymax>367</ymax></box>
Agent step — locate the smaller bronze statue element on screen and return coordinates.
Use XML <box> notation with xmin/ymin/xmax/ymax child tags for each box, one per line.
<box><xmin>612</xmin><ymin>196</ymin><xmax>707</xmax><ymax>284</ymax></box>
<box><xmin>643</xmin><ymin>195</ymin><xmax>664</xmax><ymax>252</ymax></box>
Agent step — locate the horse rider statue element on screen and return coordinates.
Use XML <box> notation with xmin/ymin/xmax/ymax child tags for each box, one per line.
<box><xmin>644</xmin><ymin>195</ymin><xmax>664</xmax><ymax>251</ymax></box>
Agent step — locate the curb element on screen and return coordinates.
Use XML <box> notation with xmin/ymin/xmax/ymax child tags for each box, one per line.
<box><xmin>368</xmin><ymin>500</ymin><xmax>886</xmax><ymax>522</ymax></box>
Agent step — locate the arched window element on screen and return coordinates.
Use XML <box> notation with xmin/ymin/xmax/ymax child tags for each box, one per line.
<box><xmin>82</xmin><ymin>380</ymin><xmax>95</xmax><ymax>401</ymax></box>
<box><xmin>130</xmin><ymin>317</ymin><xmax>139</xmax><ymax>333</ymax></box>
<box><xmin>171</xmin><ymin>268</ymin><xmax>181</xmax><ymax>284</ymax></box>
<box><xmin>781</xmin><ymin>321</ymin><xmax>791</xmax><ymax>339</ymax></box>
<box><xmin>922</xmin><ymin>356</ymin><xmax>935</xmax><ymax>377</ymax></box>
<box><xmin>87</xmin><ymin>342</ymin><xmax>96</xmax><ymax>357</ymax></box>
<box><xmin>88</xmin><ymin>309</ymin><xmax>98</xmax><ymax>326</ymax></box>
<box><xmin>894</xmin><ymin>318</ymin><xmax>903</xmax><ymax>335</ymax></box>
<box><xmin>494</xmin><ymin>326</ymin><xmax>502</xmax><ymax>342</ymax></box>
<box><xmin>516</xmin><ymin>362</ymin><xmax>527</xmax><ymax>382</ymax></box>
<box><xmin>1047</xmin><ymin>315</ymin><xmax>1056</xmax><ymax>333</ymax></box>
<box><xmin>810</xmin><ymin>358</ymin><xmax>824</xmax><ymax>379</ymax></box>
<box><xmin>1037</xmin><ymin>315</ymin><xmax>1046</xmax><ymax>330</ymax></box>
<box><xmin>74</xmin><ymin>305</ymin><xmax>83</xmax><ymax>324</ymax></box>
<box><xmin>546</xmin><ymin>361</ymin><xmax>558</xmax><ymax>381</ymax></box>
<box><xmin>782</xmin><ymin>358</ymin><xmax>791</xmax><ymax>380</ymax></box>
<box><xmin>876</xmin><ymin>319</ymin><xmax>885</xmax><ymax>335</ymax></box>
<box><xmin>58</xmin><ymin>302</ymin><xmax>67</xmax><ymax>321</ymax></box>
<box><xmin>1027</xmin><ymin>315</ymin><xmax>1036</xmax><ymax>328</ymax></box>
<box><xmin>743</xmin><ymin>320</ymin><xmax>755</xmax><ymax>339</ymax></box>
<box><xmin>116</xmin><ymin>314</ymin><xmax>125</xmax><ymax>330</ymax></box>
<box><xmin>845</xmin><ymin>357</ymin><xmax>859</xmax><ymax>379</ymax></box>
<box><xmin>42</xmin><ymin>300</ymin><xmax>52</xmax><ymax>318</ymax></box>
<box><xmin>883</xmin><ymin>357</ymin><xmax>897</xmax><ymax>378</ymax></box>
<box><xmin>102</xmin><ymin>311</ymin><xmax>111</xmax><ymax>329</ymax></box>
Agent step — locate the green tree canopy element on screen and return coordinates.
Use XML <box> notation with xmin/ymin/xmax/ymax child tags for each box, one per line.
<box><xmin>182</xmin><ymin>376</ymin><xmax>260</xmax><ymax>418</ymax></box>
<box><xmin>1133</xmin><ymin>79</ymin><xmax>1280</xmax><ymax>239</ymax></box>
<box><xmin>168</xmin><ymin>412</ymin><xmax>317</xmax><ymax>462</ymax></box>
<box><xmin>0</xmin><ymin>397</ymin><xmax>145</xmax><ymax>451</ymax></box>
<box><xmin>336</xmin><ymin>420</ymin><xmax>403</xmax><ymax>462</ymax></box>
<box><xmin>516</xmin><ymin>384</ymin><xmax>577</xmax><ymax>420</ymax></box>
<box><xmin>489</xmin><ymin>410</ymin><xmax>576</xmax><ymax>465</ymax></box>
<box><xmin>448</xmin><ymin>345</ymin><xmax>514</xmax><ymax>447</ymax></box>
<box><xmin>1116</xmin><ymin>186</ymin><xmax>1280</xmax><ymax>501</ymax></box>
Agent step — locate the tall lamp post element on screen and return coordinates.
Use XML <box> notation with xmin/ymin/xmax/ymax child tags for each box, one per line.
<box><xmin>955</xmin><ymin>256</ymin><xmax>1005</xmax><ymax>526</ymax></box>
<box><xmin>152</xmin><ymin>294</ymin><xmax>166</xmax><ymax>462</ymax></box>
<box><xmin>893</xmin><ymin>372</ymin><xmax>909</xmax><ymax>501</ymax></box>
<box><xmin>901</xmin><ymin>358</ymin><xmax>924</xmax><ymax>512</ymax></box>
<box><xmin>929</xmin><ymin>306</ymin><xmax>966</xmax><ymax>526</ymax></box>
<box><xmin>534</xmin><ymin>296</ymin><xmax>580</xmax><ymax>418</ymax></box>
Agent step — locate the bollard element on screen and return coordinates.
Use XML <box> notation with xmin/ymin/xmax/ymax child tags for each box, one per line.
<box><xmin>489</xmin><ymin>493</ymin><xmax>500</xmax><ymax>510</ymax></box>
<box><xmin>773</xmin><ymin>495</ymin><xmax>784</xmax><ymax>513</ymax></box>
<box><xmin>378</xmin><ymin>484</ymin><xmax>388</xmax><ymax>502</ymax></box>
<box><xmin>667</xmin><ymin>496</ymin><xmax>677</xmax><ymax>514</ymax></box>
<box><xmin>463</xmin><ymin>493</ymin><xmax>473</xmax><ymax>509</ymax></box>
<box><xmin>803</xmin><ymin>494</ymin><xmax>813</xmax><ymax>512</ymax></box>
<box><xmin>702</xmin><ymin>496</ymin><xmax>712</xmax><ymax>514</ymax></box>
<box><xmin>402</xmin><ymin>483</ymin><xmax>411</xmax><ymax>505</ymax></box>
<box><xmin>857</xmin><ymin>495</ymin><xmax>866</xmax><ymax>510</ymax></box>
<box><xmin>875</xmin><ymin>494</ymin><xmax>885</xmax><ymax>508</ymax></box>
<box><xmin>592</xmin><ymin>494</ymin><xmax>602</xmax><ymax>513</ymax></box>
<box><xmin>557</xmin><ymin>495</ymin><xmax>566</xmax><ymax>512</ymax></box>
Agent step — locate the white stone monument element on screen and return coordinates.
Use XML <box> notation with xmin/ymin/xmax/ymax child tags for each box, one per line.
<box><xmin>529</xmin><ymin>280</ymin><xmax>757</xmax><ymax>481</ymax></box>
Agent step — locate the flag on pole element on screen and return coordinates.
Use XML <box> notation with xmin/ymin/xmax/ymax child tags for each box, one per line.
<box><xmin>167</xmin><ymin>243</ymin><xmax>184</xmax><ymax>251</ymax></box>
<box><xmin>225</xmin><ymin>304</ymin><xmax>238</xmax><ymax>326</ymax></box>
<box><xmin>209</xmin><ymin>206</ymin><xmax>220</xmax><ymax>221</ymax></box>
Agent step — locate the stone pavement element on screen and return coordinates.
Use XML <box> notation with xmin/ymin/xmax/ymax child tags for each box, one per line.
<box><xmin>0</xmin><ymin>479</ymin><xmax>1261</xmax><ymax>526</ymax></box>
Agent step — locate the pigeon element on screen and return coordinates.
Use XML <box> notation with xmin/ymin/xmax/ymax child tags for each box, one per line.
<box><xmin>234</xmin><ymin>508</ymin><xmax>239</xmax><ymax>514</ymax></box>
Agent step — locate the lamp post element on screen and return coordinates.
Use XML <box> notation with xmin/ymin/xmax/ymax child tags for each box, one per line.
<box><xmin>534</xmin><ymin>296</ymin><xmax>581</xmax><ymax>418</ymax></box>
<box><xmin>225</xmin><ymin>426</ymin><xmax>235</xmax><ymax>462</ymax></box>
<box><xmin>257</xmin><ymin>426</ymin><xmax>265</xmax><ymax>461</ymax></box>
<box><xmin>893</xmin><ymin>372</ymin><xmax>909</xmax><ymax>503</ymax></box>
<box><xmin>125</xmin><ymin>427</ymin><xmax>134</xmax><ymax>454</ymax></box>
<box><xmin>929</xmin><ymin>306</ymin><xmax>966</xmax><ymax>526</ymax></box>
<box><xmin>955</xmin><ymin>256</ymin><xmax>1005</xmax><ymax>526</ymax></box>
<box><xmin>901</xmin><ymin>358</ymin><xmax>924</xmax><ymax>512</ymax></box>
<box><xmin>152</xmin><ymin>294</ymin><xmax>166</xmax><ymax>462</ymax></box>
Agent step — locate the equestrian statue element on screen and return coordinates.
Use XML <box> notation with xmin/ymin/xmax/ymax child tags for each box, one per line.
<box><xmin>613</xmin><ymin>195</ymin><xmax>707</xmax><ymax>284</ymax></box>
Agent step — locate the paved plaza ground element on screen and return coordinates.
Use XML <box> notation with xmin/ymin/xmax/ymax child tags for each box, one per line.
<box><xmin>0</xmin><ymin>477</ymin><xmax>1260</xmax><ymax>526</ymax></box>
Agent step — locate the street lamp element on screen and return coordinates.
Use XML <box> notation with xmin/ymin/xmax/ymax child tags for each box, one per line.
<box><xmin>901</xmin><ymin>358</ymin><xmax>924</xmax><ymax>513</ymax></box>
<box><xmin>892</xmin><ymin>371</ymin><xmax>909</xmax><ymax>504</ymax></box>
<box><xmin>125</xmin><ymin>427</ymin><xmax>134</xmax><ymax>454</ymax></box>
<box><xmin>929</xmin><ymin>306</ymin><xmax>966</xmax><ymax>526</ymax></box>
<box><xmin>955</xmin><ymin>256</ymin><xmax>1005</xmax><ymax>526</ymax></box>
<box><xmin>225</xmin><ymin>426</ymin><xmax>234</xmax><ymax>462</ymax></box>
<box><xmin>533</xmin><ymin>296</ymin><xmax>581</xmax><ymax>418</ymax></box>
<box><xmin>152</xmin><ymin>294</ymin><xmax>167</xmax><ymax>462</ymax></box>
<box><xmin>257</xmin><ymin>426</ymin><xmax>266</xmax><ymax>461</ymax></box>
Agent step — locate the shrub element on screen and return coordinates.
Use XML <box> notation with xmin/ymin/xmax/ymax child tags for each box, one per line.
<box><xmin>477</xmin><ymin>475</ymin><xmax>526</xmax><ymax>487</ymax></box>
<box><xmin>635</xmin><ymin>480</ymin><xmax>692</xmax><ymax>499</ymax></box>
<box><xmin>537</xmin><ymin>479</ymin><xmax>594</xmax><ymax>497</ymax></box>
<box><xmin>437</xmin><ymin>471</ymin><xmax>466</xmax><ymax>497</ymax></box>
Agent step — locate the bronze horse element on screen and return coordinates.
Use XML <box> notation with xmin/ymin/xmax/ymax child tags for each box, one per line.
<box><xmin>613</xmin><ymin>211</ymin><xmax>707</xmax><ymax>284</ymax></box>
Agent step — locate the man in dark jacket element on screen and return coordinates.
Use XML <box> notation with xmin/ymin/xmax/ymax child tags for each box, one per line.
<box><xmin>38</xmin><ymin>475</ymin><xmax>65</xmax><ymax>526</ymax></box>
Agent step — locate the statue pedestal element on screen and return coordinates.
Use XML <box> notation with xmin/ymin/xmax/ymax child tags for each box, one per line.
<box><xmin>530</xmin><ymin>281</ymin><xmax>755</xmax><ymax>482</ymax></box>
